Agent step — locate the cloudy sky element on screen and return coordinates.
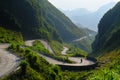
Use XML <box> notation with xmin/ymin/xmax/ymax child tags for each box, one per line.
<box><xmin>48</xmin><ymin>0</ymin><xmax>120</xmax><ymax>11</ymax></box>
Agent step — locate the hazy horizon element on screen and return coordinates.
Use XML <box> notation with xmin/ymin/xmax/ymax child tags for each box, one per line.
<box><xmin>48</xmin><ymin>0</ymin><xmax>119</xmax><ymax>11</ymax></box>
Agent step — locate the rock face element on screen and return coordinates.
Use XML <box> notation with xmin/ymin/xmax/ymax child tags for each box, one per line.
<box><xmin>92</xmin><ymin>2</ymin><xmax>120</xmax><ymax>53</ymax></box>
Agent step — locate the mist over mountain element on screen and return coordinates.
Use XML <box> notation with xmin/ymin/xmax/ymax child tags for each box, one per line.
<box><xmin>62</xmin><ymin>8</ymin><xmax>91</xmax><ymax>17</ymax></box>
<box><xmin>61</xmin><ymin>2</ymin><xmax>116</xmax><ymax>31</ymax></box>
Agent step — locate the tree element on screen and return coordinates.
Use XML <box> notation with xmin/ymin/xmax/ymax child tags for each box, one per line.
<box><xmin>20</xmin><ymin>60</ymin><xmax>28</xmax><ymax>75</ymax></box>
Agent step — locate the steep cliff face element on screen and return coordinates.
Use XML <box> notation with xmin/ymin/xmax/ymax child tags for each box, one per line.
<box><xmin>92</xmin><ymin>2</ymin><xmax>120</xmax><ymax>54</ymax></box>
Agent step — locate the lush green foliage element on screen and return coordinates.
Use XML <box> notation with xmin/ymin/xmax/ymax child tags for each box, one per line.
<box><xmin>0</xmin><ymin>0</ymin><xmax>96</xmax><ymax>52</ymax></box>
<box><xmin>20</xmin><ymin>60</ymin><xmax>29</xmax><ymax>75</ymax></box>
<box><xmin>2</xmin><ymin>66</ymin><xmax>45</xmax><ymax>80</ymax></box>
<box><xmin>88</xmin><ymin>2</ymin><xmax>120</xmax><ymax>79</ymax></box>
<box><xmin>72</xmin><ymin>35</ymin><xmax>95</xmax><ymax>53</ymax></box>
<box><xmin>85</xmin><ymin>48</ymin><xmax>120</xmax><ymax>80</ymax></box>
<box><xmin>7</xmin><ymin>43</ymin><xmax>25</xmax><ymax>56</ymax></box>
<box><xmin>2</xmin><ymin>0</ymin><xmax>120</xmax><ymax>80</ymax></box>
<box><xmin>4</xmin><ymin>33</ymin><xmax>120</xmax><ymax>80</ymax></box>
<box><xmin>67</xmin><ymin>47</ymin><xmax>87</xmax><ymax>57</ymax></box>
<box><xmin>30</xmin><ymin>40</ymin><xmax>73</xmax><ymax>63</ymax></box>
<box><xmin>92</xmin><ymin>2</ymin><xmax>120</xmax><ymax>53</ymax></box>
<box><xmin>0</xmin><ymin>27</ymin><xmax>23</xmax><ymax>43</ymax></box>
<box><xmin>0</xmin><ymin>0</ymin><xmax>92</xmax><ymax>42</ymax></box>
<box><xmin>5</xmin><ymin>43</ymin><xmax>63</xmax><ymax>80</ymax></box>
<box><xmin>50</xmin><ymin>40</ymin><xmax>63</xmax><ymax>54</ymax></box>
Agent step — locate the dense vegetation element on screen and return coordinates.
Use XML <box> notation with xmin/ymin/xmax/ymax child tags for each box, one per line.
<box><xmin>84</xmin><ymin>48</ymin><xmax>120</xmax><ymax>80</ymax></box>
<box><xmin>0</xmin><ymin>0</ymin><xmax>96</xmax><ymax>52</ymax></box>
<box><xmin>1</xmin><ymin>41</ymin><xmax>88</xmax><ymax>80</ymax></box>
<box><xmin>0</xmin><ymin>0</ymin><xmax>92</xmax><ymax>42</ymax></box>
<box><xmin>0</xmin><ymin>27</ymin><xmax>23</xmax><ymax>43</ymax></box>
<box><xmin>92</xmin><ymin>2</ymin><xmax>120</xmax><ymax>55</ymax></box>
<box><xmin>50</xmin><ymin>41</ymin><xmax>63</xmax><ymax>54</ymax></box>
<box><xmin>29</xmin><ymin>40</ymin><xmax>73</xmax><ymax>63</ymax></box>
<box><xmin>0</xmin><ymin>0</ymin><xmax>61</xmax><ymax>42</ymax></box>
<box><xmin>71</xmin><ymin>35</ymin><xmax>95</xmax><ymax>53</ymax></box>
<box><xmin>1</xmin><ymin>0</ymin><xmax>120</xmax><ymax>80</ymax></box>
<box><xmin>3</xmin><ymin>47</ymin><xmax>120</xmax><ymax>80</ymax></box>
<box><xmin>66</xmin><ymin>47</ymin><xmax>87</xmax><ymax>57</ymax></box>
<box><xmin>4</xmin><ymin>43</ymin><xmax>62</xmax><ymax>80</ymax></box>
<box><xmin>88</xmin><ymin>2</ymin><xmax>120</xmax><ymax>79</ymax></box>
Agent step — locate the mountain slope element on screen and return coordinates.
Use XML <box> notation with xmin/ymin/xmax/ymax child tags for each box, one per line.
<box><xmin>0</xmin><ymin>0</ymin><xmax>96</xmax><ymax>53</ymax></box>
<box><xmin>71</xmin><ymin>28</ymin><xmax>96</xmax><ymax>52</ymax></box>
<box><xmin>92</xmin><ymin>2</ymin><xmax>120</xmax><ymax>56</ymax></box>
<box><xmin>84</xmin><ymin>2</ymin><xmax>120</xmax><ymax>79</ymax></box>
<box><xmin>0</xmin><ymin>0</ymin><xmax>90</xmax><ymax>43</ymax></box>
<box><xmin>0</xmin><ymin>0</ymin><xmax>61</xmax><ymax>42</ymax></box>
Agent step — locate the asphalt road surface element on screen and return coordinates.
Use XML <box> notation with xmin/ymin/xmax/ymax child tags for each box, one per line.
<box><xmin>61</xmin><ymin>46</ymin><xmax>69</xmax><ymax>55</ymax></box>
<box><xmin>25</xmin><ymin>40</ymin><xmax>95</xmax><ymax>66</ymax></box>
<box><xmin>0</xmin><ymin>44</ymin><xmax>20</xmax><ymax>77</ymax></box>
<box><xmin>73</xmin><ymin>34</ymin><xmax>92</xmax><ymax>42</ymax></box>
<box><xmin>25</xmin><ymin>40</ymin><xmax>54</xmax><ymax>54</ymax></box>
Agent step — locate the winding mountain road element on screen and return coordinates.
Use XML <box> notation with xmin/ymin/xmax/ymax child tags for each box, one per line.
<box><xmin>0</xmin><ymin>44</ymin><xmax>20</xmax><ymax>77</ymax></box>
<box><xmin>25</xmin><ymin>40</ymin><xmax>54</xmax><ymax>54</ymax></box>
<box><xmin>40</xmin><ymin>40</ymin><xmax>54</xmax><ymax>53</ymax></box>
<box><xmin>0</xmin><ymin>38</ymin><xmax>95</xmax><ymax>77</ymax></box>
<box><xmin>25</xmin><ymin>40</ymin><xmax>95</xmax><ymax>66</ymax></box>
<box><xmin>61</xmin><ymin>47</ymin><xmax>69</xmax><ymax>55</ymax></box>
<box><xmin>73</xmin><ymin>34</ymin><xmax>92</xmax><ymax>42</ymax></box>
<box><xmin>40</xmin><ymin>53</ymin><xmax>94</xmax><ymax>66</ymax></box>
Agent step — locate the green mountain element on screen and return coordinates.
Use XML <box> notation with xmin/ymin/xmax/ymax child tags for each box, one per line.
<box><xmin>0</xmin><ymin>0</ymin><xmax>60</xmax><ymax>42</ymax></box>
<box><xmin>92</xmin><ymin>2</ymin><xmax>120</xmax><ymax>56</ymax></box>
<box><xmin>0</xmin><ymin>0</ymin><xmax>96</xmax><ymax>53</ymax></box>
<box><xmin>71</xmin><ymin>28</ymin><xmax>96</xmax><ymax>53</ymax></box>
<box><xmin>1</xmin><ymin>0</ymin><xmax>120</xmax><ymax>80</ymax></box>
<box><xmin>84</xmin><ymin>2</ymin><xmax>120</xmax><ymax>79</ymax></box>
<box><xmin>0</xmin><ymin>0</ymin><xmax>91</xmax><ymax>43</ymax></box>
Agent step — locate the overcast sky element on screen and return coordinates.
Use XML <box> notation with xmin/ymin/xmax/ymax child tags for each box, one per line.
<box><xmin>48</xmin><ymin>0</ymin><xmax>120</xmax><ymax>11</ymax></box>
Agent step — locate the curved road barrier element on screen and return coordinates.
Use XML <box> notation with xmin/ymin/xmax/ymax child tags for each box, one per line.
<box><xmin>59</xmin><ymin>57</ymin><xmax>97</xmax><ymax>71</ymax></box>
<box><xmin>40</xmin><ymin>54</ymin><xmax>97</xmax><ymax>71</ymax></box>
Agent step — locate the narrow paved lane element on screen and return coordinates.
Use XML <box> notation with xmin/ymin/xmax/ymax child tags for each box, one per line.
<box><xmin>39</xmin><ymin>53</ymin><xmax>94</xmax><ymax>66</ymax></box>
<box><xmin>40</xmin><ymin>40</ymin><xmax>54</xmax><ymax>54</ymax></box>
<box><xmin>73</xmin><ymin>34</ymin><xmax>92</xmax><ymax>42</ymax></box>
<box><xmin>69</xmin><ymin>57</ymin><xmax>94</xmax><ymax>66</ymax></box>
<box><xmin>25</xmin><ymin>40</ymin><xmax>95</xmax><ymax>66</ymax></box>
<box><xmin>61</xmin><ymin>46</ymin><xmax>69</xmax><ymax>55</ymax></box>
<box><xmin>0</xmin><ymin>44</ymin><xmax>20</xmax><ymax>77</ymax></box>
<box><xmin>25</xmin><ymin>40</ymin><xmax>54</xmax><ymax>54</ymax></box>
